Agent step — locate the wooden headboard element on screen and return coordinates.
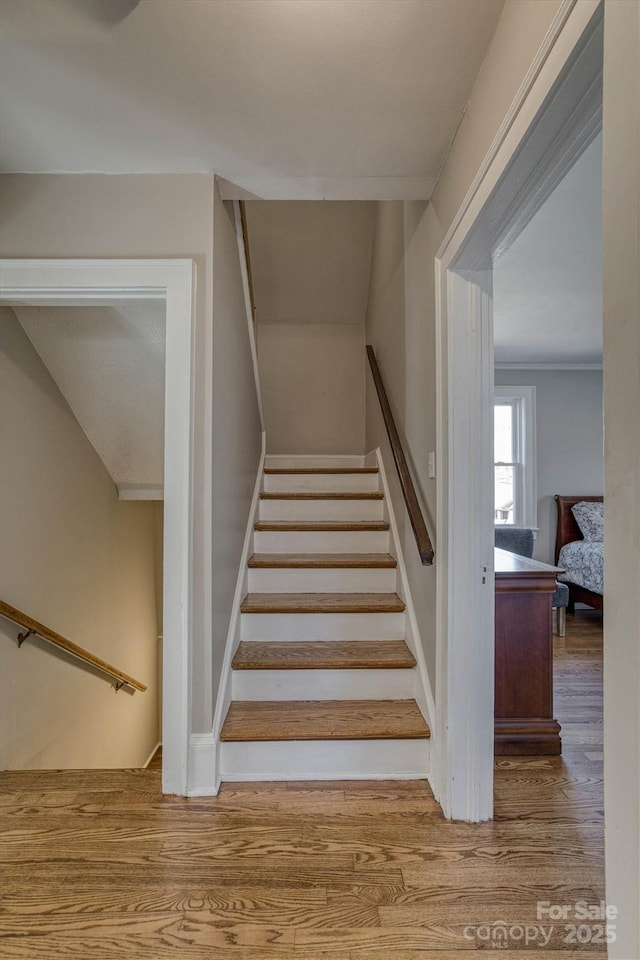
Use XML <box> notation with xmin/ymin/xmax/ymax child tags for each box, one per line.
<box><xmin>554</xmin><ymin>495</ymin><xmax>604</xmax><ymax>563</ymax></box>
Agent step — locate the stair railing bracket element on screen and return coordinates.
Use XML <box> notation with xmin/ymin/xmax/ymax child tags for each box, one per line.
<box><xmin>17</xmin><ymin>628</ymin><xmax>35</xmax><ymax>648</ymax></box>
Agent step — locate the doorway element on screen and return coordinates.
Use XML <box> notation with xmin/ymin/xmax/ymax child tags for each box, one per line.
<box><xmin>0</xmin><ymin>258</ymin><xmax>195</xmax><ymax>794</ymax></box>
<box><xmin>434</xmin><ymin>3</ymin><xmax>603</xmax><ymax>820</ymax></box>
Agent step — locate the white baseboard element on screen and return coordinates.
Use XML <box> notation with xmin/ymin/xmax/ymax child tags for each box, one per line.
<box><xmin>259</xmin><ymin>498</ymin><xmax>384</xmax><ymax>521</ymax></box>
<box><xmin>254</xmin><ymin>528</ymin><xmax>390</xmax><ymax>554</ymax></box>
<box><xmin>248</xmin><ymin>566</ymin><xmax>396</xmax><ymax>594</ymax></box>
<box><xmin>142</xmin><ymin>741</ymin><xmax>162</xmax><ymax>769</ymax></box>
<box><xmin>241</xmin><ymin>610</ymin><xmax>405</xmax><ymax>641</ymax></box>
<box><xmin>374</xmin><ymin>447</ymin><xmax>437</xmax><ymax>767</ymax></box>
<box><xmin>187</xmin><ymin>733</ymin><xmax>218</xmax><ymax>796</ymax></box>
<box><xmin>210</xmin><ymin>433</ymin><xmax>267</xmax><ymax>791</ymax></box>
<box><xmin>220</xmin><ymin>738</ymin><xmax>429</xmax><ymax>781</ymax></box>
<box><xmin>264</xmin><ymin>471</ymin><xmax>380</xmax><ymax>493</ymax></box>
<box><xmin>265</xmin><ymin>454</ymin><xmax>367</xmax><ymax>469</ymax></box>
<box><xmin>232</xmin><ymin>666</ymin><xmax>416</xmax><ymax>701</ymax></box>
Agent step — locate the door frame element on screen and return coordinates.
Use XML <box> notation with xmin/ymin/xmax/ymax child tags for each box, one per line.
<box><xmin>0</xmin><ymin>258</ymin><xmax>196</xmax><ymax>795</ymax></box>
<box><xmin>434</xmin><ymin>0</ymin><xmax>603</xmax><ymax>820</ymax></box>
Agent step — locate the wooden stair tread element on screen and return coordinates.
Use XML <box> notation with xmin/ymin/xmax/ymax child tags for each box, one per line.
<box><xmin>248</xmin><ymin>553</ymin><xmax>397</xmax><ymax>569</ymax></box>
<box><xmin>232</xmin><ymin>641</ymin><xmax>416</xmax><ymax>670</ymax></box>
<box><xmin>260</xmin><ymin>492</ymin><xmax>383</xmax><ymax>500</ymax></box>
<box><xmin>264</xmin><ymin>468</ymin><xmax>378</xmax><ymax>475</ymax></box>
<box><xmin>255</xmin><ymin>520</ymin><xmax>389</xmax><ymax>532</ymax></box>
<box><xmin>240</xmin><ymin>593</ymin><xmax>406</xmax><ymax>614</ymax></box>
<box><xmin>220</xmin><ymin>699</ymin><xmax>430</xmax><ymax>741</ymax></box>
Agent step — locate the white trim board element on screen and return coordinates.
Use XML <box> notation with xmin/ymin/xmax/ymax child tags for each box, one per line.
<box><xmin>142</xmin><ymin>741</ymin><xmax>162</xmax><ymax>769</ymax></box>
<box><xmin>437</xmin><ymin>0</ymin><xmax>599</xmax><ymax>266</ymax></box>
<box><xmin>187</xmin><ymin>733</ymin><xmax>218</xmax><ymax>797</ymax></box>
<box><xmin>374</xmin><ymin>447</ymin><xmax>436</xmax><ymax>747</ymax></box>
<box><xmin>208</xmin><ymin>432</ymin><xmax>267</xmax><ymax>796</ymax></box>
<box><xmin>265</xmin><ymin>455</ymin><xmax>367</xmax><ymax>468</ymax></box>
<box><xmin>219</xmin><ymin>739</ymin><xmax>429</xmax><ymax>782</ymax></box>
<box><xmin>435</xmin><ymin>268</ymin><xmax>495</xmax><ymax>822</ymax></box>
<box><xmin>0</xmin><ymin>258</ymin><xmax>197</xmax><ymax>797</ymax></box>
<box><xmin>433</xmin><ymin>0</ymin><xmax>603</xmax><ymax>821</ymax></box>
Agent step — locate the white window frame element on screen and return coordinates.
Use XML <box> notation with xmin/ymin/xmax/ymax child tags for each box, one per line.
<box><xmin>494</xmin><ymin>386</ymin><xmax>537</xmax><ymax>529</ymax></box>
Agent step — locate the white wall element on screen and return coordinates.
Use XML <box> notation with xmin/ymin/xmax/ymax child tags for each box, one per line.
<box><xmin>246</xmin><ymin>201</ymin><xmax>376</xmax><ymax>325</ymax></box>
<box><xmin>211</xmin><ymin>189</ymin><xmax>263</xmax><ymax>704</ymax></box>
<box><xmin>0</xmin><ymin>173</ymin><xmax>215</xmax><ymax>733</ymax></box>
<box><xmin>365</xmin><ymin>200</ymin><xmax>436</xmax><ymax>680</ymax></box>
<box><xmin>11</xmin><ymin>301</ymin><xmax>167</xmax><ymax>497</ymax></box>
<box><xmin>0</xmin><ymin>173</ymin><xmax>262</xmax><ymax>744</ymax></box>
<box><xmin>258</xmin><ymin>322</ymin><xmax>366</xmax><ymax>455</ymax></box>
<box><xmin>602</xmin><ymin>2</ymin><xmax>640</xmax><ymax>955</ymax></box>
<box><xmin>365</xmin><ymin>2</ymin><xmax>567</xmax><ymax>688</ymax></box>
<box><xmin>495</xmin><ymin>368</ymin><xmax>604</xmax><ymax>563</ymax></box>
<box><xmin>0</xmin><ymin>306</ymin><xmax>160</xmax><ymax>769</ymax></box>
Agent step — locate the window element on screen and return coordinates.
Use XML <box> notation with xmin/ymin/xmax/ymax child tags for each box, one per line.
<box><xmin>494</xmin><ymin>386</ymin><xmax>536</xmax><ymax>527</ymax></box>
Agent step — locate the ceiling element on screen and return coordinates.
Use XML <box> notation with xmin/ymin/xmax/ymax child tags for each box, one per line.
<box><xmin>493</xmin><ymin>133</ymin><xmax>603</xmax><ymax>366</ymax></box>
<box><xmin>12</xmin><ymin>302</ymin><xmax>165</xmax><ymax>497</ymax></box>
<box><xmin>246</xmin><ymin>201</ymin><xmax>376</xmax><ymax>324</ymax></box>
<box><xmin>0</xmin><ymin>0</ymin><xmax>504</xmax><ymax>199</ymax></box>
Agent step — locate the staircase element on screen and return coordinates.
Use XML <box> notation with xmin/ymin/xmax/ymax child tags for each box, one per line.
<box><xmin>218</xmin><ymin>456</ymin><xmax>431</xmax><ymax>781</ymax></box>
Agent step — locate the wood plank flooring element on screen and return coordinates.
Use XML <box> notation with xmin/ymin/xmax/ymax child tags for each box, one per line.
<box><xmin>254</xmin><ymin>521</ymin><xmax>390</xmax><ymax>532</ymax></box>
<box><xmin>248</xmin><ymin>554</ymin><xmax>397</xmax><ymax>569</ymax></box>
<box><xmin>220</xmin><ymin>700</ymin><xmax>430</xmax><ymax>742</ymax></box>
<box><xmin>240</xmin><ymin>593</ymin><xmax>406</xmax><ymax>614</ymax></box>
<box><xmin>260</xmin><ymin>493</ymin><xmax>384</xmax><ymax>501</ymax></box>
<box><xmin>264</xmin><ymin>468</ymin><xmax>379</xmax><ymax>475</ymax></box>
<box><xmin>232</xmin><ymin>641</ymin><xmax>416</xmax><ymax>671</ymax></box>
<box><xmin>0</xmin><ymin>610</ymin><xmax>606</xmax><ymax>959</ymax></box>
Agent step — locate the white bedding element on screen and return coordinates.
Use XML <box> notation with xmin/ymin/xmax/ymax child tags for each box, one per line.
<box><xmin>558</xmin><ymin>540</ymin><xmax>604</xmax><ymax>595</ymax></box>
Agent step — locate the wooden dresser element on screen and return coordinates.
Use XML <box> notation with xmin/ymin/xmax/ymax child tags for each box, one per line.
<box><xmin>494</xmin><ymin>547</ymin><xmax>562</xmax><ymax>755</ymax></box>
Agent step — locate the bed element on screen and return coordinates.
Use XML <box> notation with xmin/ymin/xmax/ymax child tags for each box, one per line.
<box><xmin>554</xmin><ymin>495</ymin><xmax>604</xmax><ymax>612</ymax></box>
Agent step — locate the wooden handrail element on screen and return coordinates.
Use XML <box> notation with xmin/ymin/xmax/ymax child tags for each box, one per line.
<box><xmin>239</xmin><ymin>200</ymin><xmax>257</xmax><ymax>326</ymax></box>
<box><xmin>366</xmin><ymin>345</ymin><xmax>434</xmax><ymax>565</ymax></box>
<box><xmin>0</xmin><ymin>600</ymin><xmax>147</xmax><ymax>692</ymax></box>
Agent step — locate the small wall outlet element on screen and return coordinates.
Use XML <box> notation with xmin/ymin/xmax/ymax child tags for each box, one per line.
<box><xmin>428</xmin><ymin>451</ymin><xmax>436</xmax><ymax>479</ymax></box>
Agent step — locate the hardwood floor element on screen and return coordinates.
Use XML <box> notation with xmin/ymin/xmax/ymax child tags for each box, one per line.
<box><xmin>259</xmin><ymin>493</ymin><xmax>385</xmax><ymax>500</ymax></box>
<box><xmin>239</xmin><ymin>593</ymin><xmax>405</xmax><ymax>614</ymax></box>
<box><xmin>0</xmin><ymin>611</ymin><xmax>605</xmax><ymax>958</ymax></box>
<box><xmin>220</xmin><ymin>700</ymin><xmax>431</xmax><ymax>742</ymax></box>
<box><xmin>264</xmin><ymin>469</ymin><xmax>380</xmax><ymax>475</ymax></box>
<box><xmin>254</xmin><ymin>521</ymin><xmax>390</xmax><ymax>532</ymax></box>
<box><xmin>232</xmin><ymin>641</ymin><xmax>416</xmax><ymax>671</ymax></box>
<box><xmin>247</xmin><ymin>554</ymin><xmax>398</xmax><ymax>569</ymax></box>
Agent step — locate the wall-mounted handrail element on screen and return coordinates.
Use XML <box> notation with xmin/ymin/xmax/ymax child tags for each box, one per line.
<box><xmin>239</xmin><ymin>200</ymin><xmax>257</xmax><ymax>326</ymax></box>
<box><xmin>0</xmin><ymin>600</ymin><xmax>147</xmax><ymax>692</ymax></box>
<box><xmin>366</xmin><ymin>345</ymin><xmax>434</xmax><ymax>566</ymax></box>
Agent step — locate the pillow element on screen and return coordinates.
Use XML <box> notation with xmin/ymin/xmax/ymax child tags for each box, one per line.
<box><xmin>572</xmin><ymin>500</ymin><xmax>604</xmax><ymax>541</ymax></box>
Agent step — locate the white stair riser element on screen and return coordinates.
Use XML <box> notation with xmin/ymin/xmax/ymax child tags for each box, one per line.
<box><xmin>220</xmin><ymin>738</ymin><xmax>429</xmax><ymax>780</ymax></box>
<box><xmin>263</xmin><ymin>473</ymin><xmax>380</xmax><ymax>494</ymax></box>
<box><xmin>232</xmin><ymin>667</ymin><xmax>417</xmax><ymax>701</ymax></box>
<box><xmin>248</xmin><ymin>567</ymin><xmax>396</xmax><ymax>593</ymax></box>
<box><xmin>254</xmin><ymin>530</ymin><xmax>390</xmax><ymax>554</ymax></box>
<box><xmin>241</xmin><ymin>611</ymin><xmax>406</xmax><ymax>641</ymax></box>
<box><xmin>265</xmin><ymin>456</ymin><xmax>367</xmax><ymax>469</ymax></box>
<box><xmin>259</xmin><ymin>499</ymin><xmax>384</xmax><ymax>521</ymax></box>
